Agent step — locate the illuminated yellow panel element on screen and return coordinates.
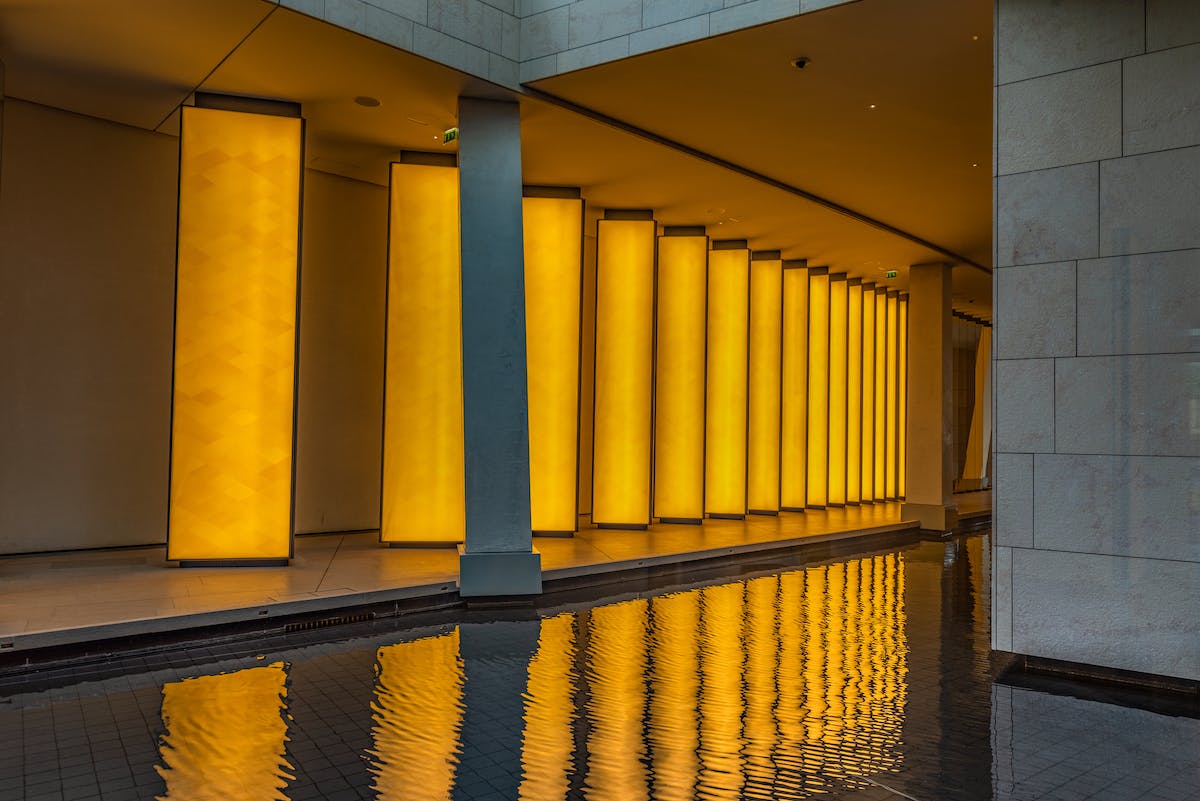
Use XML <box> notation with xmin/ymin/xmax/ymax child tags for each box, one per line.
<box><xmin>382</xmin><ymin>163</ymin><xmax>465</xmax><ymax>543</ymax></box>
<box><xmin>648</xmin><ymin>589</ymin><xmax>700</xmax><ymax>800</ymax></box>
<box><xmin>587</xmin><ymin>598</ymin><xmax>649</xmax><ymax>799</ymax></box>
<box><xmin>593</xmin><ymin>219</ymin><xmax>656</xmax><ymax>526</ymax></box>
<box><xmin>169</xmin><ymin>105</ymin><xmax>302</xmax><ymax>561</ymax></box>
<box><xmin>519</xmin><ymin>613</ymin><xmax>576</xmax><ymax>801</ymax></box>
<box><xmin>861</xmin><ymin>283</ymin><xmax>875</xmax><ymax>503</ymax></box>
<box><xmin>748</xmin><ymin>256</ymin><xmax>782</xmax><ymax>513</ymax></box>
<box><xmin>874</xmin><ymin>289</ymin><xmax>888</xmax><ymax>500</ymax></box>
<box><xmin>579</xmin><ymin>237</ymin><xmax>597</xmax><ymax>515</ymax></box>
<box><xmin>523</xmin><ymin>196</ymin><xmax>583</xmax><ymax>534</ymax></box>
<box><xmin>370</xmin><ymin>630</ymin><xmax>464</xmax><ymax>800</ymax></box>
<box><xmin>653</xmin><ymin>234</ymin><xmax>708</xmax><ymax>521</ymax></box>
<box><xmin>885</xmin><ymin>291</ymin><xmax>899</xmax><ymax>499</ymax></box>
<box><xmin>828</xmin><ymin>276</ymin><xmax>848</xmax><ymax>507</ymax></box>
<box><xmin>847</xmin><ymin>281</ymin><xmax>863</xmax><ymax>504</ymax></box>
<box><xmin>806</xmin><ymin>270</ymin><xmax>829</xmax><ymax>508</ymax></box>
<box><xmin>781</xmin><ymin>266</ymin><xmax>808</xmax><ymax>509</ymax></box>
<box><xmin>158</xmin><ymin>663</ymin><xmax>291</xmax><ymax>800</ymax></box>
<box><xmin>705</xmin><ymin>247</ymin><xmax>750</xmax><ymax>517</ymax></box>
<box><xmin>898</xmin><ymin>296</ymin><xmax>908</xmax><ymax>500</ymax></box>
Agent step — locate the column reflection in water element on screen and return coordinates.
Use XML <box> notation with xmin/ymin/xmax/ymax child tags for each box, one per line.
<box><xmin>584</xmin><ymin>599</ymin><xmax>650</xmax><ymax>800</ymax></box>
<box><xmin>519</xmin><ymin>614</ymin><xmax>577</xmax><ymax>801</ymax></box>
<box><xmin>369</xmin><ymin>630</ymin><xmax>464</xmax><ymax>801</ymax></box>
<box><xmin>647</xmin><ymin>588</ymin><xmax>701</xmax><ymax>801</ymax></box>
<box><xmin>157</xmin><ymin>662</ymin><xmax>293</xmax><ymax>801</ymax></box>
<box><xmin>698</xmin><ymin>582</ymin><xmax>747</xmax><ymax>800</ymax></box>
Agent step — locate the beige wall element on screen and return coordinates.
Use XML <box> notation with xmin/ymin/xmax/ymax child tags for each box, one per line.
<box><xmin>0</xmin><ymin>99</ymin><xmax>389</xmax><ymax>554</ymax></box>
<box><xmin>0</xmin><ymin>99</ymin><xmax>177</xmax><ymax>553</ymax></box>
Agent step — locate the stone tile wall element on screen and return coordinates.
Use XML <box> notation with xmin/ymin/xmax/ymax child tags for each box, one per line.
<box><xmin>276</xmin><ymin>0</ymin><xmax>854</xmax><ymax>88</ymax></box>
<box><xmin>993</xmin><ymin>0</ymin><xmax>1200</xmax><ymax>681</ymax></box>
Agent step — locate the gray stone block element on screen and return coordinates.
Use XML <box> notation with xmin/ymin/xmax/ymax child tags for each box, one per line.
<box><xmin>997</xmin><ymin>163</ymin><xmax>1098</xmax><ymax>267</ymax></box>
<box><xmin>325</xmin><ymin>0</ymin><xmax>366</xmax><ymax>32</ymax></box>
<box><xmin>995</xmin><ymin>261</ymin><xmax>1076</xmax><ymax>359</ymax></box>
<box><xmin>521</xmin><ymin>6</ymin><xmax>568</xmax><ymax>60</ymax></box>
<box><xmin>630</xmin><ymin>15</ymin><xmax>711</xmax><ymax>56</ymax></box>
<box><xmin>643</xmin><ymin>0</ymin><xmax>724</xmax><ymax>29</ymax></box>
<box><xmin>429</xmin><ymin>0</ymin><xmax>504</xmax><ymax>50</ymax></box>
<box><xmin>997</xmin><ymin>0</ymin><xmax>1144</xmax><ymax>84</ymax></box>
<box><xmin>710</xmin><ymin>0</ymin><xmax>800</xmax><ymax>36</ymax></box>
<box><xmin>371</xmin><ymin>0</ymin><xmax>429</xmax><ymax>25</ymax></box>
<box><xmin>364</xmin><ymin>5</ymin><xmax>415</xmax><ymax>50</ymax></box>
<box><xmin>995</xmin><ymin>359</ymin><xmax>1055</xmax><ymax>453</ymax></box>
<box><xmin>1124</xmin><ymin>43</ymin><xmax>1200</xmax><ymax>155</ymax></box>
<box><xmin>1012</xmin><ymin>548</ymin><xmax>1200</xmax><ymax>680</ymax></box>
<box><xmin>1077</xmin><ymin>249</ymin><xmax>1200</xmax><ymax>356</ymax></box>
<box><xmin>557</xmin><ymin>36</ymin><xmax>630</xmax><ymax>73</ymax></box>
<box><xmin>1147</xmin><ymin>0</ymin><xmax>1200</xmax><ymax>51</ymax></box>
<box><xmin>458</xmin><ymin>547</ymin><xmax>542</xmax><ymax>596</ymax></box>
<box><xmin>1055</xmin><ymin>354</ymin><xmax>1200</xmax><ymax>456</ymax></box>
<box><xmin>1034</xmin><ymin>453</ymin><xmax>1200</xmax><ymax>562</ymax></box>
<box><xmin>993</xmin><ymin>545</ymin><xmax>1014</xmax><ymax>652</ymax></box>
<box><xmin>1100</xmin><ymin>145</ymin><xmax>1200</xmax><ymax>256</ymax></box>
<box><xmin>568</xmin><ymin>0</ymin><xmax>642</xmax><ymax>48</ymax></box>
<box><xmin>998</xmin><ymin>63</ymin><xmax>1121</xmax><ymax>175</ymax></box>
<box><xmin>995</xmin><ymin>454</ymin><xmax>1034</xmax><ymax>548</ymax></box>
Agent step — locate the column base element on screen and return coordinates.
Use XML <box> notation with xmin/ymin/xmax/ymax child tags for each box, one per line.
<box><xmin>900</xmin><ymin>502</ymin><xmax>959</xmax><ymax>532</ymax></box>
<box><xmin>457</xmin><ymin>546</ymin><xmax>542</xmax><ymax>597</ymax></box>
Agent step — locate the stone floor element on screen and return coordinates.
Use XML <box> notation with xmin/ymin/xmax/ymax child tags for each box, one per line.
<box><xmin>0</xmin><ymin>493</ymin><xmax>990</xmax><ymax>652</ymax></box>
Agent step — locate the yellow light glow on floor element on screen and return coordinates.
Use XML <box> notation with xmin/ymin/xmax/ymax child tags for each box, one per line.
<box><xmin>806</xmin><ymin>269</ymin><xmax>829</xmax><ymax>508</ymax></box>
<box><xmin>885</xmin><ymin>291</ymin><xmax>899</xmax><ymax>499</ymax></box>
<box><xmin>519</xmin><ymin>613</ymin><xmax>576</xmax><ymax>801</ymax></box>
<box><xmin>654</xmin><ymin>232</ymin><xmax>708</xmax><ymax>522</ymax></box>
<box><xmin>847</xmin><ymin>280</ymin><xmax>863</xmax><ymax>504</ymax></box>
<box><xmin>898</xmin><ymin>294</ymin><xmax>908</xmax><ymax>500</ymax></box>
<box><xmin>593</xmin><ymin>218</ymin><xmax>656</xmax><ymax>527</ymax></box>
<box><xmin>748</xmin><ymin>254</ymin><xmax>782</xmax><ymax>513</ymax></box>
<box><xmin>705</xmin><ymin>245</ymin><xmax>750</xmax><ymax>517</ymax></box>
<box><xmin>828</xmin><ymin>275</ymin><xmax>848</xmax><ymax>507</ymax></box>
<box><xmin>169</xmin><ymin>104</ymin><xmax>302</xmax><ymax>563</ymax></box>
<box><xmin>874</xmin><ymin>288</ymin><xmax>887</xmax><ymax>500</ymax></box>
<box><xmin>158</xmin><ymin>663</ymin><xmax>291</xmax><ymax>800</ymax></box>
<box><xmin>523</xmin><ymin>196</ymin><xmax>583</xmax><ymax>534</ymax></box>
<box><xmin>861</xmin><ymin>283</ymin><xmax>876</xmax><ymax>503</ymax></box>
<box><xmin>370</xmin><ymin>630</ymin><xmax>464</xmax><ymax>799</ymax></box>
<box><xmin>382</xmin><ymin>162</ymin><xmax>465</xmax><ymax>544</ymax></box>
<box><xmin>781</xmin><ymin>264</ymin><xmax>809</xmax><ymax>510</ymax></box>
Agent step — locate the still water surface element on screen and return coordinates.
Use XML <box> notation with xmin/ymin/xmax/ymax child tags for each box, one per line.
<box><xmin>1</xmin><ymin>532</ymin><xmax>1196</xmax><ymax>801</ymax></box>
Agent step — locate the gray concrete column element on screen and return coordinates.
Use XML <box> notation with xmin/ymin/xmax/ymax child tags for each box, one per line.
<box><xmin>456</xmin><ymin>96</ymin><xmax>540</xmax><ymax>596</ymax></box>
<box><xmin>900</xmin><ymin>262</ymin><xmax>958</xmax><ymax>531</ymax></box>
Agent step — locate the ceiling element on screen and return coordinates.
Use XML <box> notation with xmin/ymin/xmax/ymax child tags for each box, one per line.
<box><xmin>0</xmin><ymin>0</ymin><xmax>993</xmax><ymax>317</ymax></box>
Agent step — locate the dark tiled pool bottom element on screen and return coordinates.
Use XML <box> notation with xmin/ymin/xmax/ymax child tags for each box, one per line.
<box><xmin>1</xmin><ymin>533</ymin><xmax>1196</xmax><ymax>801</ymax></box>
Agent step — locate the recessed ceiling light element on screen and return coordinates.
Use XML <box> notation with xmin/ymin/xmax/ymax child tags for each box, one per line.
<box><xmin>791</xmin><ymin>56</ymin><xmax>811</xmax><ymax>70</ymax></box>
<box><xmin>971</xmin><ymin>162</ymin><xmax>979</xmax><ymax>167</ymax></box>
<box><xmin>354</xmin><ymin>95</ymin><xmax>380</xmax><ymax>107</ymax></box>
<box><xmin>869</xmin><ymin>103</ymin><xmax>877</xmax><ymax>109</ymax></box>
<box><xmin>971</xmin><ymin>34</ymin><xmax>980</xmax><ymax>41</ymax></box>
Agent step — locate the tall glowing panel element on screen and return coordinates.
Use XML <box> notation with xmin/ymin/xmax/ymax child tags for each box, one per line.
<box><xmin>381</xmin><ymin>161</ymin><xmax>464</xmax><ymax>544</ymax></box>
<box><xmin>654</xmin><ymin>230</ymin><xmax>708</xmax><ymax>522</ymax></box>
<box><xmin>874</xmin><ymin>288</ymin><xmax>888</xmax><ymax>500</ymax></box>
<box><xmin>169</xmin><ymin>100</ymin><xmax>302</xmax><ymax>563</ymax></box>
<box><xmin>523</xmin><ymin>194</ymin><xmax>583</xmax><ymax>534</ymax></box>
<box><xmin>780</xmin><ymin>264</ymin><xmax>809</xmax><ymax>510</ymax></box>
<box><xmin>158</xmin><ymin>663</ymin><xmax>291</xmax><ymax>800</ymax></box>
<box><xmin>898</xmin><ymin>294</ymin><xmax>908</xmax><ymax>500</ymax></box>
<box><xmin>861</xmin><ymin>283</ymin><xmax>875</xmax><ymax>503</ymax></box>
<box><xmin>806</xmin><ymin>269</ymin><xmax>829</xmax><ymax>508</ymax></box>
<box><xmin>847</xmin><ymin>280</ymin><xmax>863</xmax><ymax>504</ymax></box>
<box><xmin>827</xmin><ymin>275</ymin><xmax>848</xmax><ymax>507</ymax></box>
<box><xmin>885</xmin><ymin>290</ymin><xmax>899</xmax><ymax>499</ymax></box>
<box><xmin>748</xmin><ymin>253</ymin><xmax>783</xmax><ymax>514</ymax></box>
<box><xmin>592</xmin><ymin>215</ymin><xmax>656</xmax><ymax>527</ymax></box>
<box><xmin>705</xmin><ymin>243</ymin><xmax>750</xmax><ymax>517</ymax></box>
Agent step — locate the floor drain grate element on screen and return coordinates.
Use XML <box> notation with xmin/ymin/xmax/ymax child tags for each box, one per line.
<box><xmin>284</xmin><ymin>612</ymin><xmax>375</xmax><ymax>633</ymax></box>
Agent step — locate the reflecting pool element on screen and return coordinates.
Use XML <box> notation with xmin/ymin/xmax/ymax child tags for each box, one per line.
<box><xmin>1</xmin><ymin>532</ymin><xmax>1196</xmax><ymax>801</ymax></box>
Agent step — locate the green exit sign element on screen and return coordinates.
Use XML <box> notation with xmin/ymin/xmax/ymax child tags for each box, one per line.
<box><xmin>885</xmin><ymin>270</ymin><xmax>898</xmax><ymax>279</ymax></box>
<box><xmin>443</xmin><ymin>127</ymin><xmax>458</xmax><ymax>144</ymax></box>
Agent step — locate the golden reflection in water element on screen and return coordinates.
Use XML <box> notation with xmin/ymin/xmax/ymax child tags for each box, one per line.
<box><xmin>156</xmin><ymin>662</ymin><xmax>293</xmax><ymax>801</ymax></box>
<box><xmin>647</xmin><ymin>588</ymin><xmax>701</xmax><ymax>801</ymax></box>
<box><xmin>519</xmin><ymin>613</ymin><xmax>577</xmax><ymax>801</ymax></box>
<box><xmin>585</xmin><ymin>598</ymin><xmax>650</xmax><ymax>800</ymax></box>
<box><xmin>369</xmin><ymin>630</ymin><xmax>464</xmax><ymax>801</ymax></box>
<box><xmin>698</xmin><ymin>581</ymin><xmax>747</xmax><ymax>799</ymax></box>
